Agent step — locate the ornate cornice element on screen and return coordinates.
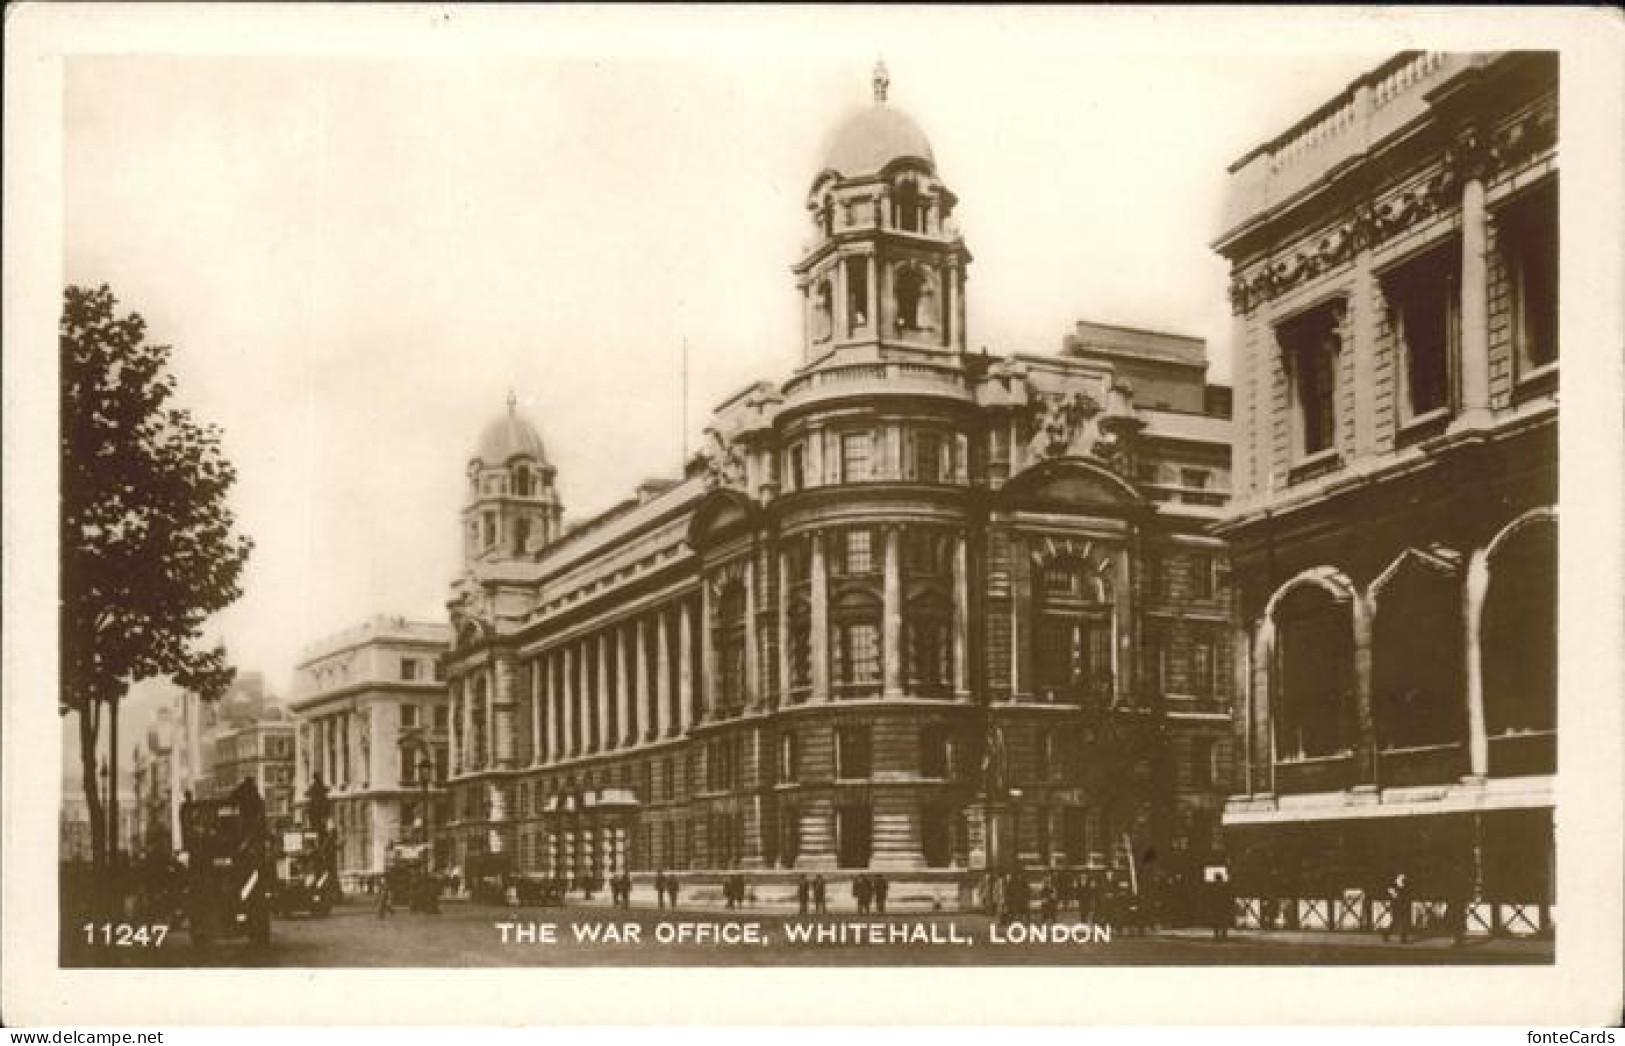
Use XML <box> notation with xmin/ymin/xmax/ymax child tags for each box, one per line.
<box><xmin>1227</xmin><ymin>95</ymin><xmax>1557</xmax><ymax>317</ymax></box>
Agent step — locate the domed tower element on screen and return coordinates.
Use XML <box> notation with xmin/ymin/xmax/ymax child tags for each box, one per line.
<box><xmin>795</xmin><ymin>62</ymin><xmax>971</xmax><ymax>366</ymax></box>
<box><xmin>462</xmin><ymin>392</ymin><xmax>562</xmax><ymax>565</ymax></box>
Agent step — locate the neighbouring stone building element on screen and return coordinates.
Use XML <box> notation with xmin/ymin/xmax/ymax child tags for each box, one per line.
<box><xmin>1214</xmin><ymin>52</ymin><xmax>1557</xmax><ymax>936</ymax></box>
<box><xmin>291</xmin><ymin>616</ymin><xmax>453</xmax><ymax>889</ymax></box>
<box><xmin>441</xmin><ymin>65</ymin><xmax>1235</xmax><ymax>904</ymax></box>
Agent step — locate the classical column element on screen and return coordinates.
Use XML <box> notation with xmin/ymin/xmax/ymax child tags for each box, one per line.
<box><xmin>807</xmin><ymin>425</ymin><xmax>824</xmax><ymax>488</ymax></box>
<box><xmin>679</xmin><ymin>598</ymin><xmax>696</xmax><ymax>730</ymax></box>
<box><xmin>447</xmin><ymin>694</ymin><xmax>459</xmax><ymax>775</ymax></box>
<box><xmin>493</xmin><ymin>659</ymin><xmax>516</xmax><ymax>770</ymax></box>
<box><xmin>952</xmin><ymin>532</ymin><xmax>970</xmax><ymax>698</ymax></box>
<box><xmin>596</xmin><ymin>633</ymin><xmax>611</xmax><ymax>753</ymax></box>
<box><xmin>1253</xmin><ymin>618</ymin><xmax>1276</xmax><ymax>795</ymax></box>
<box><xmin>866</xmin><ymin>253</ymin><xmax>878</xmax><ymax>331</ymax></box>
<box><xmin>618</xmin><ymin>623</ymin><xmax>635</xmax><ymax>747</ymax></box>
<box><xmin>883</xmin><ymin>525</ymin><xmax>904</xmax><ymax>697</ymax></box>
<box><xmin>954</xmin><ymin>263</ymin><xmax>967</xmax><ymax>352</ymax></box>
<box><xmin>638</xmin><ymin>616</ymin><xmax>655</xmax><ymax>741</ymax></box>
<box><xmin>461</xmin><ymin>682</ymin><xmax>474</xmax><ymax>770</ymax></box>
<box><xmin>700</xmin><ymin>579</ymin><xmax>717</xmax><ymax>721</ymax></box>
<box><xmin>485</xmin><ymin>668</ymin><xmax>497</xmax><ymax>769</ymax></box>
<box><xmin>1462</xmin><ymin>550</ymin><xmax>1491</xmax><ymax>778</ymax></box>
<box><xmin>1454</xmin><ymin>145</ymin><xmax>1492</xmax><ymax>431</ymax></box>
<box><xmin>531</xmin><ymin>658</ymin><xmax>544</xmax><ymax>766</ymax></box>
<box><xmin>1351</xmin><ymin>594</ymin><xmax>1377</xmax><ymax>786</ymax></box>
<box><xmin>546</xmin><ymin>654</ymin><xmax>561</xmax><ymax>763</ymax></box>
<box><xmin>656</xmin><ymin>608</ymin><xmax>674</xmax><ymax>738</ymax></box>
<box><xmin>743</xmin><ymin>556</ymin><xmax>759</xmax><ymax>711</ymax></box>
<box><xmin>562</xmin><ymin>645</ymin><xmax>577</xmax><ymax>758</ymax></box>
<box><xmin>810</xmin><ymin>531</ymin><xmax>830</xmax><ymax>702</ymax></box>
<box><xmin>777</xmin><ymin>548</ymin><xmax>792</xmax><ymax>702</ymax></box>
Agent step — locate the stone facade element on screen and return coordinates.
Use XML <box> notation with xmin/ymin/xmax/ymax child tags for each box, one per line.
<box><xmin>442</xmin><ymin>68</ymin><xmax>1235</xmax><ymax>904</ymax></box>
<box><xmin>291</xmin><ymin>616</ymin><xmax>453</xmax><ymax>889</ymax></box>
<box><xmin>1214</xmin><ymin>52</ymin><xmax>1558</xmax><ymax>936</ymax></box>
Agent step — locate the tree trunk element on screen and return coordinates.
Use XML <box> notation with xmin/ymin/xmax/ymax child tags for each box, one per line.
<box><xmin>78</xmin><ymin>702</ymin><xmax>105</xmax><ymax>869</ymax></box>
<box><xmin>108</xmin><ymin>692</ymin><xmax>120</xmax><ymax>866</ymax></box>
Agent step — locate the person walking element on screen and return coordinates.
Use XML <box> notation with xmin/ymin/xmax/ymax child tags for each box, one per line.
<box><xmin>872</xmin><ymin>873</ymin><xmax>889</xmax><ymax>915</ymax></box>
<box><xmin>1383</xmin><ymin>872</ymin><xmax>1413</xmax><ymax>944</ymax></box>
<box><xmin>853</xmin><ymin>874</ymin><xmax>872</xmax><ymax>914</ymax></box>
<box><xmin>812</xmin><ymin>874</ymin><xmax>827</xmax><ymax>915</ymax></box>
<box><xmin>1209</xmin><ymin>868</ymin><xmax>1234</xmax><ymax>941</ymax></box>
<box><xmin>796</xmin><ymin>874</ymin><xmax>810</xmax><ymax>916</ymax></box>
<box><xmin>666</xmin><ymin>872</ymin><xmax>680</xmax><ymax>910</ymax></box>
<box><xmin>654</xmin><ymin>870</ymin><xmax>668</xmax><ymax>910</ymax></box>
<box><xmin>376</xmin><ymin>877</ymin><xmax>394</xmax><ymax>919</ymax></box>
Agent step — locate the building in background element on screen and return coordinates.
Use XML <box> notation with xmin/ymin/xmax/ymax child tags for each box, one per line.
<box><xmin>441</xmin><ymin>65</ymin><xmax>1234</xmax><ymax>904</ymax></box>
<box><xmin>1214</xmin><ymin>52</ymin><xmax>1557</xmax><ymax>936</ymax></box>
<box><xmin>292</xmin><ymin>616</ymin><xmax>453</xmax><ymax>890</ymax></box>
<box><xmin>130</xmin><ymin>703</ymin><xmax>180</xmax><ymax>857</ymax></box>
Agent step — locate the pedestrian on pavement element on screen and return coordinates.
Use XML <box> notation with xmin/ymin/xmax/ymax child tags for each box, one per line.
<box><xmin>853</xmin><ymin>874</ymin><xmax>873</xmax><ymax>914</ymax></box>
<box><xmin>1208</xmin><ymin>867</ymin><xmax>1234</xmax><ymax>941</ymax></box>
<box><xmin>376</xmin><ymin>878</ymin><xmax>394</xmax><ymax>919</ymax></box>
<box><xmin>666</xmin><ymin>873</ymin><xmax>680</xmax><ymax>909</ymax></box>
<box><xmin>1383</xmin><ymin>872</ymin><xmax>1413</xmax><ymax>944</ymax></box>
<box><xmin>873</xmin><ymin>873</ymin><xmax>889</xmax><ymax>915</ymax></box>
<box><xmin>655</xmin><ymin>870</ymin><xmax>668</xmax><ymax>910</ymax></box>
<box><xmin>812</xmin><ymin>874</ymin><xmax>827</xmax><ymax>915</ymax></box>
<box><xmin>796</xmin><ymin>874</ymin><xmax>810</xmax><ymax>916</ymax></box>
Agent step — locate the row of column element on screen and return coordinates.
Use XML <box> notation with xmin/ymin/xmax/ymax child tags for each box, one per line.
<box><xmin>528</xmin><ymin>603</ymin><xmax>698</xmax><ymax>766</ymax></box>
<box><xmin>451</xmin><ymin>528</ymin><xmax>974</xmax><ymax>777</ymax></box>
<box><xmin>796</xmin><ymin>527</ymin><xmax>971</xmax><ymax>702</ymax></box>
<box><xmin>306</xmin><ymin>709</ymin><xmax>358</xmax><ymax>790</ymax></box>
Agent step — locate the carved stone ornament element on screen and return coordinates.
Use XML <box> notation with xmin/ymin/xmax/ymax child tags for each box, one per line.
<box><xmin>1024</xmin><ymin>391</ymin><xmax>1114</xmax><ymax>463</ymax></box>
<box><xmin>701</xmin><ymin>426</ymin><xmax>748</xmax><ymax>491</ymax></box>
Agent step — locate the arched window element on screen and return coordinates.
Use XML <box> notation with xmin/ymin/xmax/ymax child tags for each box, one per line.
<box><xmin>713</xmin><ymin>579</ymin><xmax>747</xmax><ymax>714</ymax></box>
<box><xmin>1272</xmin><ymin>584</ymin><xmax>1356</xmax><ymax>761</ymax></box>
<box><xmin>831</xmin><ymin>588</ymin><xmax>882</xmax><ymax>694</ymax></box>
<box><xmin>1034</xmin><ymin>557</ymin><xmax>1113</xmax><ymax>702</ymax></box>
<box><xmin>1482</xmin><ymin>518</ymin><xmax>1557</xmax><ymax>737</ymax></box>
<box><xmin>1372</xmin><ymin>555</ymin><xmax>1464</xmax><ymax>749</ymax></box>
<box><xmin>895</xmin><ymin>265</ymin><xmax>923</xmax><ymax>331</ymax></box>
<box><xmin>512</xmin><ymin>515</ymin><xmax>531</xmax><ymax>555</ymax></box>
<box><xmin>513</xmin><ymin>466</ymin><xmax>532</xmax><ymax>497</ymax></box>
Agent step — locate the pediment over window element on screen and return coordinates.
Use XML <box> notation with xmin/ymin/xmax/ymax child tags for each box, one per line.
<box><xmin>1000</xmin><ymin>457</ymin><xmax>1146</xmax><ymax>515</ymax></box>
<box><xmin>686</xmin><ymin>488</ymin><xmax>758</xmax><ymax>550</ymax></box>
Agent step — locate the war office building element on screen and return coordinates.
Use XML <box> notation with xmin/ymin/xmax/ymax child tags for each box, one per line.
<box><xmin>443</xmin><ymin>68</ymin><xmax>1235</xmax><ymax>898</ymax></box>
<box><xmin>1214</xmin><ymin>53</ymin><xmax>1557</xmax><ymax>935</ymax></box>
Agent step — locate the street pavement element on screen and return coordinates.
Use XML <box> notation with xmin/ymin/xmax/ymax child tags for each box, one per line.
<box><xmin>65</xmin><ymin>897</ymin><xmax>1554</xmax><ymax>968</ymax></box>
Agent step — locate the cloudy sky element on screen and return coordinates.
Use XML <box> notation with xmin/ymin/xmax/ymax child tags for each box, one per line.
<box><xmin>57</xmin><ymin>10</ymin><xmax>1418</xmax><ymax>709</ymax></box>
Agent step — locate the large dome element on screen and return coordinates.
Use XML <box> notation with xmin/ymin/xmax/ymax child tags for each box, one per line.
<box><xmin>473</xmin><ymin>395</ymin><xmax>549</xmax><ymax>466</ymax></box>
<box><xmin>822</xmin><ymin>102</ymin><xmax>935</xmax><ymax>179</ymax></box>
<box><xmin>818</xmin><ymin>62</ymin><xmax>935</xmax><ymax>180</ymax></box>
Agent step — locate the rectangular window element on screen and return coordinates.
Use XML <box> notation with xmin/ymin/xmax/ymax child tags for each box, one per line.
<box><xmin>840</xmin><ymin>432</ymin><xmax>871</xmax><ymax>482</ymax></box>
<box><xmin>1191</xmin><ymin>636</ymin><xmax>1215</xmax><ymax>696</ymax></box>
<box><xmin>914</xmin><ymin>432</ymin><xmax>942</xmax><ymax>483</ymax></box>
<box><xmin>400</xmin><ymin>704</ymin><xmax>419</xmax><ymax>729</ymax></box>
<box><xmin>835</xmin><ymin>725</ymin><xmax>872</xmax><ymax>780</ymax></box>
<box><xmin>838</xmin><ymin>528</ymin><xmax>874</xmax><ymax>576</ymax></box>
<box><xmin>990</xmin><ymin>427</ymin><xmax>1010</xmax><ymax>477</ymax></box>
<box><xmin>1384</xmin><ymin>243</ymin><xmax>1459</xmax><ymax>424</ymax></box>
<box><xmin>919</xmin><ymin>724</ymin><xmax>949</xmax><ymax>779</ymax></box>
<box><xmin>787</xmin><ymin>444</ymin><xmax>806</xmax><ymax>491</ymax></box>
<box><xmin>433</xmin><ymin>705</ymin><xmax>449</xmax><ymax>730</ymax></box>
<box><xmin>400</xmin><ymin>657</ymin><xmax>419</xmax><ymax>681</ymax></box>
<box><xmin>1276</xmin><ymin>303</ymin><xmax>1342</xmax><ymax>458</ymax></box>
<box><xmin>1181</xmin><ymin>468</ymin><xmax>1209</xmax><ymax>491</ymax></box>
<box><xmin>1500</xmin><ymin>182</ymin><xmax>1559</xmax><ymax>376</ymax></box>
<box><xmin>846</xmin><ymin>256</ymin><xmax>870</xmax><ymax>333</ymax></box>
<box><xmin>433</xmin><ymin>660</ymin><xmax>446</xmax><ymax>682</ymax></box>
<box><xmin>1190</xmin><ymin>552</ymin><xmax>1215</xmax><ymax>601</ymax></box>
<box><xmin>778</xmin><ymin>731</ymin><xmax>799</xmax><ymax>783</ymax></box>
<box><xmin>482</xmin><ymin>511</ymin><xmax>497</xmax><ymax>549</ymax></box>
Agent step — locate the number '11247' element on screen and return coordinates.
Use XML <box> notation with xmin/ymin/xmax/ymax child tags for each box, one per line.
<box><xmin>82</xmin><ymin>923</ymin><xmax>169</xmax><ymax>947</ymax></box>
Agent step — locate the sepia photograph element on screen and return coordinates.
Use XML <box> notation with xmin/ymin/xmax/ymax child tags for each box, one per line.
<box><xmin>4</xmin><ymin>3</ymin><xmax>1622</xmax><ymax>1028</ymax></box>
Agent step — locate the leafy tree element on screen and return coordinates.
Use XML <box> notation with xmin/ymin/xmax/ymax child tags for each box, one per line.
<box><xmin>60</xmin><ymin>284</ymin><xmax>253</xmax><ymax>867</ymax></box>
